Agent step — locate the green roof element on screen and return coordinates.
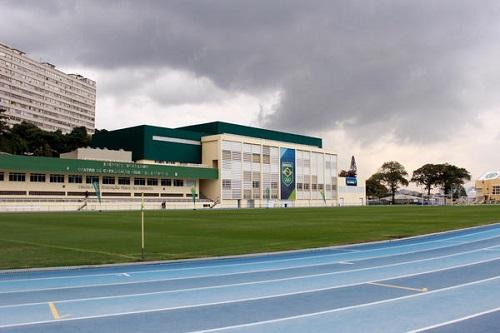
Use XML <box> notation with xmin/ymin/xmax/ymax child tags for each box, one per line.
<box><xmin>178</xmin><ymin>121</ymin><xmax>322</xmax><ymax>148</ymax></box>
<box><xmin>0</xmin><ymin>154</ymin><xmax>218</xmax><ymax>179</ymax></box>
<box><xmin>92</xmin><ymin>125</ymin><xmax>203</xmax><ymax>163</ymax></box>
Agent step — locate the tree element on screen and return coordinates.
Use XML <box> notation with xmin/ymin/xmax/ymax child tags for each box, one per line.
<box><xmin>438</xmin><ymin>164</ymin><xmax>471</xmax><ymax>199</ymax></box>
<box><xmin>348</xmin><ymin>156</ymin><xmax>357</xmax><ymax>177</ymax></box>
<box><xmin>1</xmin><ymin>121</ymin><xmax>91</xmax><ymax>157</ymax></box>
<box><xmin>338</xmin><ymin>170</ymin><xmax>349</xmax><ymax>177</ymax></box>
<box><xmin>65</xmin><ymin>126</ymin><xmax>91</xmax><ymax>151</ymax></box>
<box><xmin>366</xmin><ymin>174</ymin><xmax>389</xmax><ymax>199</ymax></box>
<box><xmin>372</xmin><ymin>161</ymin><xmax>409</xmax><ymax>204</ymax></box>
<box><xmin>0</xmin><ymin>108</ymin><xmax>9</xmax><ymax>135</ymax></box>
<box><xmin>338</xmin><ymin>156</ymin><xmax>358</xmax><ymax>178</ymax></box>
<box><xmin>411</xmin><ymin>164</ymin><xmax>442</xmax><ymax>195</ymax></box>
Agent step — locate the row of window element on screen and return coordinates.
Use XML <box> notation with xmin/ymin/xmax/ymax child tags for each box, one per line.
<box><xmin>492</xmin><ymin>186</ymin><xmax>500</xmax><ymax>195</ymax></box>
<box><xmin>221</xmin><ymin>179</ymin><xmax>336</xmax><ymax>191</ymax></box>
<box><xmin>0</xmin><ymin>172</ymin><xmax>187</xmax><ymax>187</ymax></box>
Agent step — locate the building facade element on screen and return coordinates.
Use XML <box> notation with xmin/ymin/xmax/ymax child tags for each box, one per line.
<box><xmin>0</xmin><ymin>42</ymin><xmax>96</xmax><ymax>133</ymax></box>
<box><xmin>0</xmin><ymin>121</ymin><xmax>366</xmax><ymax>211</ymax></box>
<box><xmin>475</xmin><ymin>171</ymin><xmax>500</xmax><ymax>203</ymax></box>
<box><xmin>94</xmin><ymin>122</ymin><xmax>341</xmax><ymax>208</ymax></box>
<box><xmin>0</xmin><ymin>153</ymin><xmax>217</xmax><ymax>211</ymax></box>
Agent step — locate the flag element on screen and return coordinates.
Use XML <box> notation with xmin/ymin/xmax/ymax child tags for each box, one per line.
<box><xmin>92</xmin><ymin>181</ymin><xmax>101</xmax><ymax>203</ymax></box>
<box><xmin>320</xmin><ymin>190</ymin><xmax>327</xmax><ymax>205</ymax></box>
<box><xmin>191</xmin><ymin>187</ymin><xmax>196</xmax><ymax>205</ymax></box>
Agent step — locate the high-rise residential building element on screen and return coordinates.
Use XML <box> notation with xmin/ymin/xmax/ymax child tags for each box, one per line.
<box><xmin>0</xmin><ymin>42</ymin><xmax>96</xmax><ymax>133</ymax></box>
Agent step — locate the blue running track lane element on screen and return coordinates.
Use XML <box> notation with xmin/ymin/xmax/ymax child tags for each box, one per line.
<box><xmin>0</xmin><ymin>223</ymin><xmax>499</xmax><ymax>332</ymax></box>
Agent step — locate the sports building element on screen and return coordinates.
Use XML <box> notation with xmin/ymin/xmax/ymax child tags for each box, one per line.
<box><xmin>0</xmin><ymin>122</ymin><xmax>366</xmax><ymax>211</ymax></box>
<box><xmin>475</xmin><ymin>171</ymin><xmax>500</xmax><ymax>203</ymax></box>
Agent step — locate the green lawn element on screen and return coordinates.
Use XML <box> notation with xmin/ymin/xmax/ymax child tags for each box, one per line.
<box><xmin>0</xmin><ymin>205</ymin><xmax>499</xmax><ymax>270</ymax></box>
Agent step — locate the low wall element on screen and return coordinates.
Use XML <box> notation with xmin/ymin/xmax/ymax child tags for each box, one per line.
<box><xmin>0</xmin><ymin>199</ymin><xmax>212</xmax><ymax>212</ymax></box>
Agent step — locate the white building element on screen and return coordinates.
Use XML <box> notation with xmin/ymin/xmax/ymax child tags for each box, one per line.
<box><xmin>0</xmin><ymin>42</ymin><xmax>96</xmax><ymax>133</ymax></box>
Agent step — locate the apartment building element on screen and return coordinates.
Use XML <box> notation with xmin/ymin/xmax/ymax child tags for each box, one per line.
<box><xmin>0</xmin><ymin>42</ymin><xmax>96</xmax><ymax>133</ymax></box>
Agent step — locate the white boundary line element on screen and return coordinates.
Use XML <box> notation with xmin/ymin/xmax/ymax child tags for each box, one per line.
<box><xmin>0</xmin><ymin>252</ymin><xmax>500</xmax><ymax>326</ymax></box>
<box><xmin>2</xmin><ymin>268</ymin><xmax>499</xmax><ymax>330</ymax></box>
<box><xmin>1</xmin><ymin>244</ymin><xmax>499</xmax><ymax>308</ymax></box>
<box><xmin>408</xmin><ymin>306</ymin><xmax>500</xmax><ymax>332</ymax></box>
<box><xmin>2</xmin><ymin>244</ymin><xmax>498</xmax><ymax>308</ymax></box>
<box><xmin>2</xmin><ymin>222</ymin><xmax>498</xmax><ymax>276</ymax></box>
<box><xmin>187</xmin><ymin>276</ymin><xmax>500</xmax><ymax>333</ymax></box>
<box><xmin>2</xmin><ymin>237</ymin><xmax>499</xmax><ymax>295</ymax></box>
<box><xmin>2</xmin><ymin>225</ymin><xmax>499</xmax><ymax>284</ymax></box>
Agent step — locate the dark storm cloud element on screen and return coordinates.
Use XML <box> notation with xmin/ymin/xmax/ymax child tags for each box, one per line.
<box><xmin>2</xmin><ymin>0</ymin><xmax>500</xmax><ymax>142</ymax></box>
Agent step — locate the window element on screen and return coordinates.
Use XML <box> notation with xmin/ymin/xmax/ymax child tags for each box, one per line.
<box><xmin>0</xmin><ymin>172</ymin><xmax>3</xmax><ymax>181</ymax></box>
<box><xmin>118</xmin><ymin>177</ymin><xmax>130</xmax><ymax>185</ymax></box>
<box><xmin>222</xmin><ymin>179</ymin><xmax>231</xmax><ymax>189</ymax></box>
<box><xmin>263</xmin><ymin>155</ymin><xmax>270</xmax><ymax>164</ymax></box>
<box><xmin>271</xmin><ymin>182</ymin><xmax>278</xmax><ymax>189</ymax></box>
<box><xmin>174</xmin><ymin>179</ymin><xmax>184</xmax><ymax>187</ymax></box>
<box><xmin>68</xmin><ymin>175</ymin><xmax>83</xmax><ymax>183</ymax></box>
<box><xmin>252</xmin><ymin>181</ymin><xmax>260</xmax><ymax>189</ymax></box>
<box><xmin>134</xmin><ymin>178</ymin><xmax>145</xmax><ymax>186</ymax></box>
<box><xmin>297</xmin><ymin>183</ymin><xmax>303</xmax><ymax>190</ymax></box>
<box><xmin>304</xmin><ymin>183</ymin><xmax>310</xmax><ymax>190</ymax></box>
<box><xmin>161</xmin><ymin>179</ymin><xmax>171</xmax><ymax>186</ymax></box>
<box><xmin>243</xmin><ymin>189</ymin><xmax>252</xmax><ymax>199</ymax></box>
<box><xmin>252</xmin><ymin>153</ymin><xmax>261</xmax><ymax>163</ymax></box>
<box><xmin>86</xmin><ymin>175</ymin><xmax>99</xmax><ymax>184</ymax></box>
<box><xmin>185</xmin><ymin>180</ymin><xmax>195</xmax><ymax>188</ymax></box>
<box><xmin>102</xmin><ymin>176</ymin><xmax>115</xmax><ymax>184</ymax></box>
<box><xmin>222</xmin><ymin>150</ymin><xmax>231</xmax><ymax>160</ymax></box>
<box><xmin>49</xmin><ymin>174</ymin><xmax>65</xmax><ymax>183</ymax></box>
<box><xmin>493</xmin><ymin>186</ymin><xmax>500</xmax><ymax>195</ymax></box>
<box><xmin>243</xmin><ymin>153</ymin><xmax>252</xmax><ymax>162</ymax></box>
<box><xmin>9</xmin><ymin>173</ymin><xmax>26</xmax><ymax>182</ymax></box>
<box><xmin>147</xmin><ymin>178</ymin><xmax>158</xmax><ymax>186</ymax></box>
<box><xmin>312</xmin><ymin>183</ymin><xmax>317</xmax><ymax>190</ymax></box>
<box><xmin>30</xmin><ymin>173</ymin><xmax>46</xmax><ymax>182</ymax></box>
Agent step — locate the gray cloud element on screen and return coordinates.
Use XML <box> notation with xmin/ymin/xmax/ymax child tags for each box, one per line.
<box><xmin>2</xmin><ymin>0</ymin><xmax>500</xmax><ymax>142</ymax></box>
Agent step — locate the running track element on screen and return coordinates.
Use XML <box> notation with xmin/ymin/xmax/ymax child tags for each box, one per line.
<box><xmin>1</xmin><ymin>223</ymin><xmax>500</xmax><ymax>332</ymax></box>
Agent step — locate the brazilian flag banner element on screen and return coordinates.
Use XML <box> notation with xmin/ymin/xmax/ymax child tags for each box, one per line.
<box><xmin>280</xmin><ymin>148</ymin><xmax>296</xmax><ymax>200</ymax></box>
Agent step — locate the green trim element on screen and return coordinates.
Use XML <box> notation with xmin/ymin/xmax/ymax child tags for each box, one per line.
<box><xmin>178</xmin><ymin>121</ymin><xmax>323</xmax><ymax>148</ymax></box>
<box><xmin>0</xmin><ymin>155</ymin><xmax>218</xmax><ymax>179</ymax></box>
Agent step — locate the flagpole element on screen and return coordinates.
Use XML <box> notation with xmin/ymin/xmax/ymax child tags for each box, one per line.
<box><xmin>141</xmin><ymin>192</ymin><xmax>144</xmax><ymax>260</ymax></box>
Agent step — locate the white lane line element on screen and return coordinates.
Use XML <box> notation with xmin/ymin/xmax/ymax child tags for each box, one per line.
<box><xmin>2</xmin><ymin>226</ymin><xmax>499</xmax><ymax>284</ymax></box>
<box><xmin>338</xmin><ymin>261</ymin><xmax>354</xmax><ymax>265</ymax></box>
<box><xmin>186</xmin><ymin>276</ymin><xmax>500</xmax><ymax>333</ymax></box>
<box><xmin>2</xmin><ymin>269</ymin><xmax>499</xmax><ymax>330</ymax></box>
<box><xmin>408</xmin><ymin>306</ymin><xmax>500</xmax><ymax>332</ymax></box>
<box><xmin>0</xmin><ymin>248</ymin><xmax>498</xmax><ymax>312</ymax></box>
<box><xmin>120</xmin><ymin>273</ymin><xmax>130</xmax><ymax>277</ymax></box>
<box><xmin>2</xmin><ymin>238</ymin><xmax>500</xmax><ymax>296</ymax></box>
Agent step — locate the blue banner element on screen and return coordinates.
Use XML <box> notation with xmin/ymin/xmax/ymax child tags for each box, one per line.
<box><xmin>346</xmin><ymin>177</ymin><xmax>358</xmax><ymax>186</ymax></box>
<box><xmin>280</xmin><ymin>148</ymin><xmax>296</xmax><ymax>200</ymax></box>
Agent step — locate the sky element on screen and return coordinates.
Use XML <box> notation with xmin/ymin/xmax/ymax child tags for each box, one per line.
<box><xmin>1</xmin><ymin>0</ymin><xmax>499</xmax><ymax>187</ymax></box>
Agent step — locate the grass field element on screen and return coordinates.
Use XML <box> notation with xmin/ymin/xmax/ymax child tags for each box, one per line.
<box><xmin>0</xmin><ymin>205</ymin><xmax>499</xmax><ymax>270</ymax></box>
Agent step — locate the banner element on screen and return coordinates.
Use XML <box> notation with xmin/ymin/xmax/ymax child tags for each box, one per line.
<box><xmin>92</xmin><ymin>181</ymin><xmax>102</xmax><ymax>203</ymax></box>
<box><xmin>280</xmin><ymin>148</ymin><xmax>296</xmax><ymax>200</ymax></box>
<box><xmin>346</xmin><ymin>177</ymin><xmax>358</xmax><ymax>186</ymax></box>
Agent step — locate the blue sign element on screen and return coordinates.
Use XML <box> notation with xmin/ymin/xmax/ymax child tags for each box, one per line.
<box><xmin>280</xmin><ymin>148</ymin><xmax>296</xmax><ymax>200</ymax></box>
<box><xmin>346</xmin><ymin>177</ymin><xmax>357</xmax><ymax>186</ymax></box>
